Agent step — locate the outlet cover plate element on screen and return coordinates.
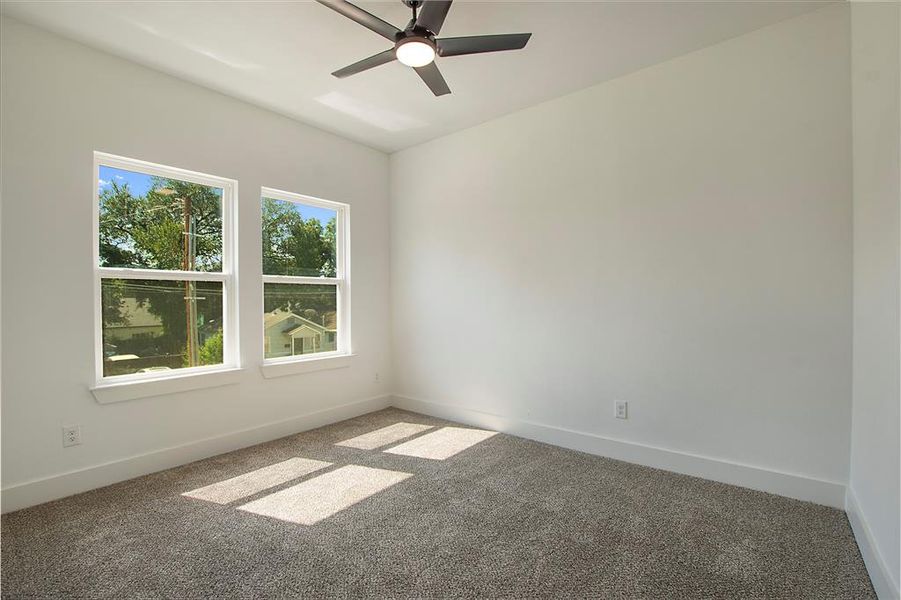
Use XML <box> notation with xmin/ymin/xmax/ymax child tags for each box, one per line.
<box><xmin>62</xmin><ymin>425</ymin><xmax>81</xmax><ymax>447</ymax></box>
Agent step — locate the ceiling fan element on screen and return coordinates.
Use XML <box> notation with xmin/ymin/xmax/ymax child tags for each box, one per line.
<box><xmin>315</xmin><ymin>0</ymin><xmax>532</xmax><ymax>96</ymax></box>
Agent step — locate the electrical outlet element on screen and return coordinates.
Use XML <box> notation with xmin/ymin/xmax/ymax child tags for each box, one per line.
<box><xmin>62</xmin><ymin>425</ymin><xmax>81</xmax><ymax>447</ymax></box>
<box><xmin>615</xmin><ymin>401</ymin><xmax>628</xmax><ymax>420</ymax></box>
<box><xmin>374</xmin><ymin>372</ymin><xmax>380</xmax><ymax>383</ymax></box>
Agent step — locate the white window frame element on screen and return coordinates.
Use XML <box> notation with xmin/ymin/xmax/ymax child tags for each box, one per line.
<box><xmin>260</xmin><ymin>187</ymin><xmax>351</xmax><ymax>366</ymax></box>
<box><xmin>92</xmin><ymin>152</ymin><xmax>240</xmax><ymax>390</ymax></box>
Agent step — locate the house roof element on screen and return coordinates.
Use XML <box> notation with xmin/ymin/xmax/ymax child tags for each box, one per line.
<box><xmin>285</xmin><ymin>322</ymin><xmax>325</xmax><ymax>337</ymax></box>
<box><xmin>264</xmin><ymin>309</ymin><xmax>294</xmax><ymax>330</ymax></box>
<box><xmin>265</xmin><ymin>308</ymin><xmax>337</xmax><ymax>333</ymax></box>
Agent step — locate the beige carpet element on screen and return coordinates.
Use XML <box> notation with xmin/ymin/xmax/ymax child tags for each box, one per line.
<box><xmin>1</xmin><ymin>408</ymin><xmax>875</xmax><ymax>598</ymax></box>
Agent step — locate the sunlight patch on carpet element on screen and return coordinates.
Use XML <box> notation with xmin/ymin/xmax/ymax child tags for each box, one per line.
<box><xmin>237</xmin><ymin>465</ymin><xmax>412</xmax><ymax>525</ymax></box>
<box><xmin>384</xmin><ymin>427</ymin><xmax>497</xmax><ymax>460</ymax></box>
<box><xmin>182</xmin><ymin>458</ymin><xmax>331</xmax><ymax>505</ymax></box>
<box><xmin>335</xmin><ymin>422</ymin><xmax>433</xmax><ymax>450</ymax></box>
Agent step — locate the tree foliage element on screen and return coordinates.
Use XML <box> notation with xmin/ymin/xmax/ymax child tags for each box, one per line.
<box><xmin>198</xmin><ymin>330</ymin><xmax>224</xmax><ymax>366</ymax></box>
<box><xmin>262</xmin><ymin>197</ymin><xmax>336</xmax><ymax>277</ymax></box>
<box><xmin>99</xmin><ymin>178</ymin><xmax>222</xmax><ymax>271</ymax></box>
<box><xmin>263</xmin><ymin>284</ymin><xmax>335</xmax><ymax>322</ymax></box>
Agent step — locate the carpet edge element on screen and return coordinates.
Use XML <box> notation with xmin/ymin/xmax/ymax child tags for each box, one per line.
<box><xmin>391</xmin><ymin>394</ymin><xmax>847</xmax><ymax>509</ymax></box>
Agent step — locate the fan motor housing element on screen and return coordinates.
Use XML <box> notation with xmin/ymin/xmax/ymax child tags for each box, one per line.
<box><xmin>395</xmin><ymin>34</ymin><xmax>436</xmax><ymax>51</ymax></box>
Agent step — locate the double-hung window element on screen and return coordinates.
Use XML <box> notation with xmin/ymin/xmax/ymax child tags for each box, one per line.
<box><xmin>261</xmin><ymin>188</ymin><xmax>349</xmax><ymax>363</ymax></box>
<box><xmin>93</xmin><ymin>153</ymin><xmax>238</xmax><ymax>385</ymax></box>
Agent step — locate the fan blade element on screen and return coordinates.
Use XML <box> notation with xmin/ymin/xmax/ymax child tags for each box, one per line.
<box><xmin>332</xmin><ymin>49</ymin><xmax>396</xmax><ymax>78</ymax></box>
<box><xmin>414</xmin><ymin>62</ymin><xmax>451</xmax><ymax>96</ymax></box>
<box><xmin>316</xmin><ymin>0</ymin><xmax>400</xmax><ymax>42</ymax></box>
<box><xmin>437</xmin><ymin>33</ymin><xmax>531</xmax><ymax>57</ymax></box>
<box><xmin>415</xmin><ymin>0</ymin><xmax>452</xmax><ymax>35</ymax></box>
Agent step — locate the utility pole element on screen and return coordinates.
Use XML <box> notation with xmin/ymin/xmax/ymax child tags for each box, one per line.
<box><xmin>183</xmin><ymin>192</ymin><xmax>199</xmax><ymax>367</ymax></box>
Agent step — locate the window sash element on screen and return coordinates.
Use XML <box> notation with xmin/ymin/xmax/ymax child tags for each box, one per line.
<box><xmin>260</xmin><ymin>187</ymin><xmax>350</xmax><ymax>362</ymax></box>
<box><xmin>100</xmin><ymin>268</ymin><xmax>230</xmax><ymax>282</ymax></box>
<box><xmin>94</xmin><ymin>152</ymin><xmax>239</xmax><ymax>384</ymax></box>
<box><xmin>261</xmin><ymin>274</ymin><xmax>339</xmax><ymax>285</ymax></box>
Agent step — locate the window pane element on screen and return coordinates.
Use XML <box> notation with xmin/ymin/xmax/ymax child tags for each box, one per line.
<box><xmin>101</xmin><ymin>279</ymin><xmax>224</xmax><ymax>377</ymax></box>
<box><xmin>264</xmin><ymin>283</ymin><xmax>337</xmax><ymax>359</ymax></box>
<box><xmin>99</xmin><ymin>165</ymin><xmax>223</xmax><ymax>272</ymax></box>
<box><xmin>262</xmin><ymin>198</ymin><xmax>337</xmax><ymax>277</ymax></box>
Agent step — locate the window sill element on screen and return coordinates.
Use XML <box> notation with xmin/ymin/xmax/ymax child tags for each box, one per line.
<box><xmin>260</xmin><ymin>353</ymin><xmax>354</xmax><ymax>379</ymax></box>
<box><xmin>91</xmin><ymin>367</ymin><xmax>243</xmax><ymax>404</ymax></box>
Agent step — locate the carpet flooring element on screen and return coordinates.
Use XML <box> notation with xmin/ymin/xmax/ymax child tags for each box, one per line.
<box><xmin>1</xmin><ymin>408</ymin><xmax>875</xmax><ymax>599</ymax></box>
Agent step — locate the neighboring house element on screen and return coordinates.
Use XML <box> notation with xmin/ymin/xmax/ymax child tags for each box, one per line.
<box><xmin>105</xmin><ymin>298</ymin><xmax>164</xmax><ymax>341</ymax></box>
<box><xmin>264</xmin><ymin>308</ymin><xmax>337</xmax><ymax>358</ymax></box>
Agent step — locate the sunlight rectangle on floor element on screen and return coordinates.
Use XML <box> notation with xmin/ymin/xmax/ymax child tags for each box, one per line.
<box><xmin>335</xmin><ymin>422</ymin><xmax>433</xmax><ymax>449</ymax></box>
<box><xmin>237</xmin><ymin>465</ymin><xmax>412</xmax><ymax>525</ymax></box>
<box><xmin>182</xmin><ymin>458</ymin><xmax>331</xmax><ymax>505</ymax></box>
<box><xmin>384</xmin><ymin>427</ymin><xmax>497</xmax><ymax>460</ymax></box>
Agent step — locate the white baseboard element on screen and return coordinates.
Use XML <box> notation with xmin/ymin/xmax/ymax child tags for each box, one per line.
<box><xmin>0</xmin><ymin>394</ymin><xmax>391</xmax><ymax>514</ymax></box>
<box><xmin>1</xmin><ymin>392</ymin><xmax>850</xmax><ymax>516</ymax></box>
<box><xmin>391</xmin><ymin>394</ymin><xmax>846</xmax><ymax>509</ymax></box>
<box><xmin>846</xmin><ymin>487</ymin><xmax>900</xmax><ymax>600</ymax></box>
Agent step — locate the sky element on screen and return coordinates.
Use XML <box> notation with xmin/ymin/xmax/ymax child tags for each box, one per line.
<box><xmin>265</xmin><ymin>197</ymin><xmax>336</xmax><ymax>225</ymax></box>
<box><xmin>99</xmin><ymin>165</ymin><xmax>155</xmax><ymax>196</ymax></box>
<box><xmin>99</xmin><ymin>165</ymin><xmax>336</xmax><ymax>225</ymax></box>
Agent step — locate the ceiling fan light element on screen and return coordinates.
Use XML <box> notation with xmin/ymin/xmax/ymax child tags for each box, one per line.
<box><xmin>395</xmin><ymin>38</ymin><xmax>436</xmax><ymax>67</ymax></box>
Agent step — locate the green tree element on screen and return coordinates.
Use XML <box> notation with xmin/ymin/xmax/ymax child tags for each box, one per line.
<box><xmin>263</xmin><ymin>283</ymin><xmax>335</xmax><ymax>319</ymax></box>
<box><xmin>100</xmin><ymin>278</ymin><xmax>128</xmax><ymax>326</ymax></box>
<box><xmin>198</xmin><ymin>330</ymin><xmax>224</xmax><ymax>365</ymax></box>
<box><xmin>261</xmin><ymin>197</ymin><xmax>336</xmax><ymax>277</ymax></box>
<box><xmin>99</xmin><ymin>178</ymin><xmax>222</xmax><ymax>271</ymax></box>
<box><xmin>262</xmin><ymin>197</ymin><xmax>303</xmax><ymax>275</ymax></box>
<box><xmin>286</xmin><ymin>217</ymin><xmax>329</xmax><ymax>277</ymax></box>
<box><xmin>321</xmin><ymin>217</ymin><xmax>337</xmax><ymax>277</ymax></box>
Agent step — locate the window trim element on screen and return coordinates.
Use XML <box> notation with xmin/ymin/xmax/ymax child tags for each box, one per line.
<box><xmin>92</xmin><ymin>152</ymin><xmax>241</xmax><ymax>392</ymax></box>
<box><xmin>260</xmin><ymin>186</ymin><xmax>351</xmax><ymax>366</ymax></box>
<box><xmin>92</xmin><ymin>367</ymin><xmax>243</xmax><ymax>404</ymax></box>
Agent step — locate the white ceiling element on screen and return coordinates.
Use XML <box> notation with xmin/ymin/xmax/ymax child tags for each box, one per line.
<box><xmin>1</xmin><ymin>0</ymin><xmax>832</xmax><ymax>152</ymax></box>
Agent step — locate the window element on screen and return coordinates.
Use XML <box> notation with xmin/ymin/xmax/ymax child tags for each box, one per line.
<box><xmin>94</xmin><ymin>153</ymin><xmax>238</xmax><ymax>383</ymax></box>
<box><xmin>261</xmin><ymin>188</ymin><xmax>349</xmax><ymax>362</ymax></box>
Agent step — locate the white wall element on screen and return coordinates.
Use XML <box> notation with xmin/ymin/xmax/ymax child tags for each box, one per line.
<box><xmin>848</xmin><ymin>3</ymin><xmax>901</xmax><ymax>598</ymax></box>
<box><xmin>391</xmin><ymin>6</ymin><xmax>853</xmax><ymax>506</ymax></box>
<box><xmin>0</xmin><ymin>17</ymin><xmax>391</xmax><ymax>510</ymax></box>
<box><xmin>2</xmin><ymin>8</ymin><xmax>896</xmax><ymax>593</ymax></box>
